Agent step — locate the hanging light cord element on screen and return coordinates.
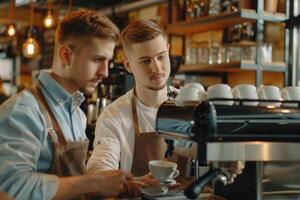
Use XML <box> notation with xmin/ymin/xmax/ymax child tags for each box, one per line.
<box><xmin>66</xmin><ymin>0</ymin><xmax>72</xmax><ymax>16</ymax></box>
<box><xmin>9</xmin><ymin>0</ymin><xmax>15</xmax><ymax>21</ymax></box>
<box><xmin>48</xmin><ymin>0</ymin><xmax>52</xmax><ymax>12</ymax></box>
<box><xmin>29</xmin><ymin>0</ymin><xmax>34</xmax><ymax>35</ymax></box>
<box><xmin>53</xmin><ymin>0</ymin><xmax>63</xmax><ymax>10</ymax></box>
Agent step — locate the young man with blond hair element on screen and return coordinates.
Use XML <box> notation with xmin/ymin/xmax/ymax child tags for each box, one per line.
<box><xmin>0</xmin><ymin>10</ymin><xmax>132</xmax><ymax>199</ymax></box>
<box><xmin>87</xmin><ymin>19</ymin><xmax>175</xmax><ymax>181</ymax></box>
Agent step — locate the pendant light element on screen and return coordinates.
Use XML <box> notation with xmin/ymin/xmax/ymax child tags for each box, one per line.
<box><xmin>43</xmin><ymin>0</ymin><xmax>54</xmax><ymax>28</ymax></box>
<box><xmin>7</xmin><ymin>24</ymin><xmax>16</xmax><ymax>37</ymax></box>
<box><xmin>7</xmin><ymin>0</ymin><xmax>16</xmax><ymax>37</ymax></box>
<box><xmin>22</xmin><ymin>0</ymin><xmax>40</xmax><ymax>59</ymax></box>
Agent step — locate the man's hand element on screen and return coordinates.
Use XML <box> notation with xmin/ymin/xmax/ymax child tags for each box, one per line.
<box><xmin>88</xmin><ymin>169</ymin><xmax>133</xmax><ymax>197</ymax></box>
<box><xmin>135</xmin><ymin>172</ymin><xmax>160</xmax><ymax>186</ymax></box>
<box><xmin>118</xmin><ymin>172</ymin><xmax>159</xmax><ymax>198</ymax></box>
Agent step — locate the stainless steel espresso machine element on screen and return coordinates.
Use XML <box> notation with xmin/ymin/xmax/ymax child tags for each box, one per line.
<box><xmin>156</xmin><ymin>99</ymin><xmax>300</xmax><ymax>199</ymax></box>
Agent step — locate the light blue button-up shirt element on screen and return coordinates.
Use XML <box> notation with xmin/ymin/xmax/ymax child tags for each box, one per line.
<box><xmin>0</xmin><ymin>70</ymin><xmax>87</xmax><ymax>200</ymax></box>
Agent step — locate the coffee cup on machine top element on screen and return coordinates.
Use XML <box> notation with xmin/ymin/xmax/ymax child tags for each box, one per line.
<box><xmin>175</xmin><ymin>82</ymin><xmax>207</xmax><ymax>105</ymax></box>
<box><xmin>257</xmin><ymin>85</ymin><xmax>281</xmax><ymax>107</ymax></box>
<box><xmin>232</xmin><ymin>84</ymin><xmax>258</xmax><ymax>106</ymax></box>
<box><xmin>207</xmin><ymin>84</ymin><xmax>234</xmax><ymax>105</ymax></box>
<box><xmin>281</xmin><ymin>86</ymin><xmax>300</xmax><ymax>107</ymax></box>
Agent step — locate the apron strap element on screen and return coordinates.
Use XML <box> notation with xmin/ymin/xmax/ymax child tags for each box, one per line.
<box><xmin>131</xmin><ymin>86</ymin><xmax>175</xmax><ymax>137</ymax></box>
<box><xmin>28</xmin><ymin>85</ymin><xmax>67</xmax><ymax>146</ymax></box>
<box><xmin>131</xmin><ymin>89</ymin><xmax>141</xmax><ymax>137</ymax></box>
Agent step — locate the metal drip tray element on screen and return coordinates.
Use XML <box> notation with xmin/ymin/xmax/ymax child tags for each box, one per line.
<box><xmin>207</xmin><ymin>142</ymin><xmax>300</xmax><ymax>161</ymax></box>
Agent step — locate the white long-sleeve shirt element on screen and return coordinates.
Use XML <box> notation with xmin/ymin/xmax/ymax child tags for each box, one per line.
<box><xmin>86</xmin><ymin>88</ymin><xmax>196</xmax><ymax>173</ymax></box>
<box><xmin>86</xmin><ymin>89</ymin><xmax>158</xmax><ymax>172</ymax></box>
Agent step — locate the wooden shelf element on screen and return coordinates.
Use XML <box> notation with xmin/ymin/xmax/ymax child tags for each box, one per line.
<box><xmin>261</xmin><ymin>62</ymin><xmax>287</xmax><ymax>72</ymax></box>
<box><xmin>179</xmin><ymin>61</ymin><xmax>245</xmax><ymax>73</ymax></box>
<box><xmin>260</xmin><ymin>11</ymin><xmax>287</xmax><ymax>22</ymax></box>
<box><xmin>167</xmin><ymin>9</ymin><xmax>256</xmax><ymax>35</ymax></box>
<box><xmin>167</xmin><ymin>9</ymin><xmax>287</xmax><ymax>35</ymax></box>
<box><xmin>178</xmin><ymin>60</ymin><xmax>287</xmax><ymax>73</ymax></box>
<box><xmin>222</xmin><ymin>40</ymin><xmax>257</xmax><ymax>47</ymax></box>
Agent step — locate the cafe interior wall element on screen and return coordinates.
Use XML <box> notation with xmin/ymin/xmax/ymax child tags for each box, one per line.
<box><xmin>0</xmin><ymin>3</ymin><xmax>60</xmax><ymax>89</ymax></box>
<box><xmin>0</xmin><ymin>1</ymin><xmax>287</xmax><ymax>91</ymax></box>
<box><xmin>1</xmin><ymin>6</ymin><xmax>43</xmax><ymax>90</ymax></box>
<box><xmin>0</xmin><ymin>1</ymin><xmax>166</xmax><ymax>92</ymax></box>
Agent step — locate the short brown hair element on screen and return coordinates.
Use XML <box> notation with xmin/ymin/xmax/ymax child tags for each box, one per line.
<box><xmin>120</xmin><ymin>19</ymin><xmax>167</xmax><ymax>52</ymax></box>
<box><xmin>56</xmin><ymin>10</ymin><xmax>119</xmax><ymax>44</ymax></box>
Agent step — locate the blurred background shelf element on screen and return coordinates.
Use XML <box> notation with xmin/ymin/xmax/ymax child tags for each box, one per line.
<box><xmin>241</xmin><ymin>9</ymin><xmax>287</xmax><ymax>22</ymax></box>
<box><xmin>167</xmin><ymin>8</ymin><xmax>287</xmax><ymax>36</ymax></box>
<box><xmin>178</xmin><ymin>60</ymin><xmax>287</xmax><ymax>73</ymax></box>
<box><xmin>179</xmin><ymin>61</ymin><xmax>244</xmax><ymax>73</ymax></box>
<box><xmin>167</xmin><ymin>9</ymin><xmax>257</xmax><ymax>35</ymax></box>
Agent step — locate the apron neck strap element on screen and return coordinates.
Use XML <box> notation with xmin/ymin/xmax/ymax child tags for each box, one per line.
<box><xmin>131</xmin><ymin>86</ymin><xmax>173</xmax><ymax>137</ymax></box>
<box><xmin>29</xmin><ymin>84</ymin><xmax>67</xmax><ymax>146</ymax></box>
<box><xmin>131</xmin><ymin>88</ymin><xmax>141</xmax><ymax>137</ymax></box>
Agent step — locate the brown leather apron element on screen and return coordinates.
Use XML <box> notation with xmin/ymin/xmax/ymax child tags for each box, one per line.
<box><xmin>130</xmin><ymin>89</ymin><xmax>167</xmax><ymax>177</ymax></box>
<box><xmin>28</xmin><ymin>86</ymin><xmax>89</xmax><ymax>177</ymax></box>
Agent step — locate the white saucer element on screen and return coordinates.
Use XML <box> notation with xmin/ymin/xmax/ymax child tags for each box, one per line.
<box><xmin>141</xmin><ymin>185</ymin><xmax>168</xmax><ymax>197</ymax></box>
<box><xmin>161</xmin><ymin>179</ymin><xmax>176</xmax><ymax>186</ymax></box>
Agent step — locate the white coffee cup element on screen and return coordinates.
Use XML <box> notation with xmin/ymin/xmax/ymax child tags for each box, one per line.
<box><xmin>185</xmin><ymin>82</ymin><xmax>205</xmax><ymax>93</ymax></box>
<box><xmin>175</xmin><ymin>83</ymin><xmax>207</xmax><ymax>105</ymax></box>
<box><xmin>257</xmin><ymin>85</ymin><xmax>281</xmax><ymax>107</ymax></box>
<box><xmin>148</xmin><ymin>160</ymin><xmax>179</xmax><ymax>183</ymax></box>
<box><xmin>175</xmin><ymin>87</ymin><xmax>199</xmax><ymax>102</ymax></box>
<box><xmin>207</xmin><ymin>84</ymin><xmax>233</xmax><ymax>105</ymax></box>
<box><xmin>281</xmin><ymin>87</ymin><xmax>300</xmax><ymax>107</ymax></box>
<box><xmin>185</xmin><ymin>82</ymin><xmax>207</xmax><ymax>102</ymax></box>
<box><xmin>232</xmin><ymin>84</ymin><xmax>258</xmax><ymax>106</ymax></box>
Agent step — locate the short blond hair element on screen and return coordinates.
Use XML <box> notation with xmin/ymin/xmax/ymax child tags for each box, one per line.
<box><xmin>120</xmin><ymin>19</ymin><xmax>167</xmax><ymax>52</ymax></box>
<box><xmin>56</xmin><ymin>10</ymin><xmax>119</xmax><ymax>44</ymax></box>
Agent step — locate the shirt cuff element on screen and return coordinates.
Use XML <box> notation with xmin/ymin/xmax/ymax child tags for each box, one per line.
<box><xmin>41</xmin><ymin>174</ymin><xmax>59</xmax><ymax>200</ymax></box>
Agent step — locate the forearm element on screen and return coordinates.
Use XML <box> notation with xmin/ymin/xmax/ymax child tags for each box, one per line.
<box><xmin>54</xmin><ymin>175</ymin><xmax>95</xmax><ymax>200</ymax></box>
<box><xmin>0</xmin><ymin>171</ymin><xmax>58</xmax><ymax>200</ymax></box>
<box><xmin>55</xmin><ymin>170</ymin><xmax>133</xmax><ymax>199</ymax></box>
<box><xmin>86</xmin><ymin>143</ymin><xmax>120</xmax><ymax>172</ymax></box>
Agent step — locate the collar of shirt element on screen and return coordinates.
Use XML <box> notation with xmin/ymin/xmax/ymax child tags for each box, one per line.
<box><xmin>37</xmin><ymin>70</ymin><xmax>85</xmax><ymax>111</ymax></box>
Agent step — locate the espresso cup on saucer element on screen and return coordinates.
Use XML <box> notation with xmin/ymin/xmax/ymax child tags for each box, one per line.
<box><xmin>207</xmin><ymin>84</ymin><xmax>233</xmax><ymax>105</ymax></box>
<box><xmin>281</xmin><ymin>87</ymin><xmax>300</xmax><ymax>107</ymax></box>
<box><xmin>257</xmin><ymin>85</ymin><xmax>281</xmax><ymax>107</ymax></box>
<box><xmin>232</xmin><ymin>84</ymin><xmax>258</xmax><ymax>106</ymax></box>
<box><xmin>148</xmin><ymin>160</ymin><xmax>179</xmax><ymax>183</ymax></box>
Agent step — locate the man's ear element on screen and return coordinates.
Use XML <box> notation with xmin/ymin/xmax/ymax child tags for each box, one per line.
<box><xmin>122</xmin><ymin>56</ymin><xmax>133</xmax><ymax>74</ymax></box>
<box><xmin>59</xmin><ymin>45</ymin><xmax>72</xmax><ymax>66</ymax></box>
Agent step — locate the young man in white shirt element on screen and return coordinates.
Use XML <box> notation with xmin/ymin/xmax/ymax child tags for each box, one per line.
<box><xmin>87</xmin><ymin>19</ymin><xmax>176</xmax><ymax>179</ymax></box>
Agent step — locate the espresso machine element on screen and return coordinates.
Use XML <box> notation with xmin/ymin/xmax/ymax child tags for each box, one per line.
<box><xmin>156</xmin><ymin>99</ymin><xmax>300</xmax><ymax>199</ymax></box>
